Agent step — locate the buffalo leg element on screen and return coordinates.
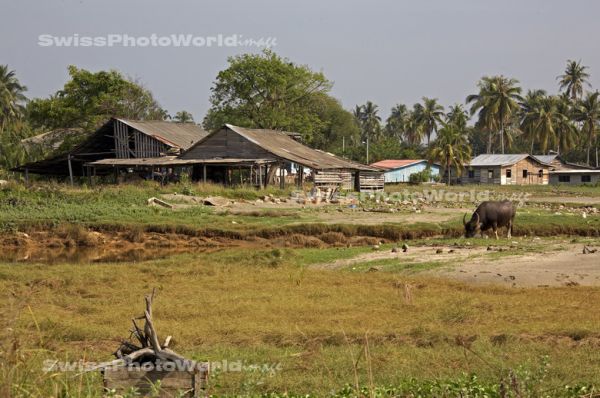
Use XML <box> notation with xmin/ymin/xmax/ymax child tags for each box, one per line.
<box><xmin>492</xmin><ymin>222</ymin><xmax>499</xmax><ymax>240</ymax></box>
<box><xmin>507</xmin><ymin>220</ymin><xmax>512</xmax><ymax>239</ymax></box>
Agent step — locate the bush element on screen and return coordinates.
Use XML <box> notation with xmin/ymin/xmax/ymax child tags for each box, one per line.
<box><xmin>409</xmin><ymin>167</ymin><xmax>433</xmax><ymax>184</ymax></box>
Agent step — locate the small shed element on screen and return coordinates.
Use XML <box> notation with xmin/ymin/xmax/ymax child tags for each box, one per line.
<box><xmin>464</xmin><ymin>154</ymin><xmax>551</xmax><ymax>185</ymax></box>
<box><xmin>369</xmin><ymin>159</ymin><xmax>440</xmax><ymax>183</ymax></box>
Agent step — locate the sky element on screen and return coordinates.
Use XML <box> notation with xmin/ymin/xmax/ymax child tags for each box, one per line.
<box><xmin>2</xmin><ymin>0</ymin><xmax>600</xmax><ymax>122</ymax></box>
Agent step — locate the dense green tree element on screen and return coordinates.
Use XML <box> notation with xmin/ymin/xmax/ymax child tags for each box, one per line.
<box><xmin>359</xmin><ymin>101</ymin><xmax>381</xmax><ymax>142</ymax></box>
<box><xmin>0</xmin><ymin>65</ymin><xmax>27</xmax><ymax>133</ymax></box>
<box><xmin>27</xmin><ymin>66</ymin><xmax>167</xmax><ymax>132</ymax></box>
<box><xmin>403</xmin><ymin>105</ymin><xmax>425</xmax><ymax>146</ymax></box>
<box><xmin>467</xmin><ymin>76</ymin><xmax>522</xmax><ymax>154</ymax></box>
<box><xmin>446</xmin><ymin>104</ymin><xmax>469</xmax><ymax>130</ymax></box>
<box><xmin>203</xmin><ymin>50</ymin><xmax>333</xmax><ymax>143</ymax></box>
<box><xmin>558</xmin><ymin>60</ymin><xmax>590</xmax><ymax>101</ymax></box>
<box><xmin>310</xmin><ymin>94</ymin><xmax>360</xmax><ymax>152</ymax></box>
<box><xmin>173</xmin><ymin>110</ymin><xmax>194</xmax><ymax>123</ymax></box>
<box><xmin>428</xmin><ymin>122</ymin><xmax>471</xmax><ymax>185</ymax></box>
<box><xmin>573</xmin><ymin>91</ymin><xmax>600</xmax><ymax>166</ymax></box>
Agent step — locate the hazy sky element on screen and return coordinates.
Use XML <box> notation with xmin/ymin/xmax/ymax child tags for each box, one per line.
<box><xmin>2</xmin><ymin>0</ymin><xmax>600</xmax><ymax>121</ymax></box>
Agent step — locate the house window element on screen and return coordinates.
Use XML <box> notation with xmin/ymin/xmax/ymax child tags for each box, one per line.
<box><xmin>506</xmin><ymin>169</ymin><xmax>512</xmax><ymax>179</ymax></box>
<box><xmin>468</xmin><ymin>170</ymin><xmax>475</xmax><ymax>179</ymax></box>
<box><xmin>538</xmin><ymin>169</ymin><xmax>544</xmax><ymax>178</ymax></box>
<box><xmin>558</xmin><ymin>175</ymin><xmax>570</xmax><ymax>183</ymax></box>
<box><xmin>581</xmin><ymin>175</ymin><xmax>591</xmax><ymax>183</ymax></box>
<box><xmin>522</xmin><ymin>170</ymin><xmax>528</xmax><ymax>178</ymax></box>
<box><xmin>488</xmin><ymin>170</ymin><xmax>494</xmax><ymax>179</ymax></box>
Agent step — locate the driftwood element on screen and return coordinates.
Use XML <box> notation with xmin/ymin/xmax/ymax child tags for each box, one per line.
<box><xmin>91</xmin><ymin>289</ymin><xmax>196</xmax><ymax>372</ymax></box>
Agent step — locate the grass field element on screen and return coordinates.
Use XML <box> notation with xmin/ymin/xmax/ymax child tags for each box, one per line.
<box><xmin>1</xmin><ymin>181</ymin><xmax>600</xmax><ymax>397</ymax></box>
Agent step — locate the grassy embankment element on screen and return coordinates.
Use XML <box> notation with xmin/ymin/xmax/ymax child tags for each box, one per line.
<box><xmin>1</xmin><ymin>182</ymin><xmax>600</xmax><ymax>241</ymax></box>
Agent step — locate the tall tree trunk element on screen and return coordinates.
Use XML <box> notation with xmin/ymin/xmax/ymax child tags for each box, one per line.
<box><xmin>447</xmin><ymin>160</ymin><xmax>451</xmax><ymax>186</ymax></box>
<box><xmin>500</xmin><ymin>120</ymin><xmax>505</xmax><ymax>154</ymax></box>
<box><xmin>487</xmin><ymin>132</ymin><xmax>493</xmax><ymax>154</ymax></box>
<box><xmin>587</xmin><ymin>127</ymin><xmax>592</xmax><ymax>166</ymax></box>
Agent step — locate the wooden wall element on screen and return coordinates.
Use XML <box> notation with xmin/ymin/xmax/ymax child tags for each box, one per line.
<box><xmin>181</xmin><ymin>128</ymin><xmax>275</xmax><ymax>160</ymax></box>
<box><xmin>113</xmin><ymin>120</ymin><xmax>169</xmax><ymax>159</ymax></box>
<box><xmin>464</xmin><ymin>158</ymin><xmax>549</xmax><ymax>185</ymax></box>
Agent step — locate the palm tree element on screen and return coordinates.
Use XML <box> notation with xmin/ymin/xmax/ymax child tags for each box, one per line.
<box><xmin>573</xmin><ymin>91</ymin><xmax>600</xmax><ymax>166</ymax></box>
<box><xmin>0</xmin><ymin>65</ymin><xmax>27</xmax><ymax>132</ymax></box>
<box><xmin>553</xmin><ymin>95</ymin><xmax>578</xmax><ymax>154</ymax></box>
<box><xmin>385</xmin><ymin>104</ymin><xmax>409</xmax><ymax>139</ymax></box>
<box><xmin>519</xmin><ymin>89</ymin><xmax>547</xmax><ymax>153</ymax></box>
<box><xmin>558</xmin><ymin>60</ymin><xmax>590</xmax><ymax>101</ymax></box>
<box><xmin>428</xmin><ymin>122</ymin><xmax>471</xmax><ymax>185</ymax></box>
<box><xmin>360</xmin><ymin>101</ymin><xmax>381</xmax><ymax>142</ymax></box>
<box><xmin>467</xmin><ymin>76</ymin><xmax>522</xmax><ymax>154</ymax></box>
<box><xmin>416</xmin><ymin>97</ymin><xmax>444</xmax><ymax>145</ymax></box>
<box><xmin>446</xmin><ymin>104</ymin><xmax>469</xmax><ymax>130</ymax></box>
<box><xmin>173</xmin><ymin>110</ymin><xmax>194</xmax><ymax>123</ymax></box>
<box><xmin>403</xmin><ymin>105</ymin><xmax>424</xmax><ymax>146</ymax></box>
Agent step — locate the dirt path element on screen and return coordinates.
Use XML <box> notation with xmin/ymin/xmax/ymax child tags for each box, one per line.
<box><xmin>435</xmin><ymin>244</ymin><xmax>600</xmax><ymax>287</ymax></box>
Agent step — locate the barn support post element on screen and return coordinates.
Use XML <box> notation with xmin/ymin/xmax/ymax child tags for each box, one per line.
<box><xmin>203</xmin><ymin>164</ymin><xmax>207</xmax><ymax>183</ymax></box>
<box><xmin>67</xmin><ymin>154</ymin><xmax>74</xmax><ymax>186</ymax></box>
<box><xmin>264</xmin><ymin>165</ymin><xmax>269</xmax><ymax>188</ymax></box>
<box><xmin>297</xmin><ymin>166</ymin><xmax>304</xmax><ymax>188</ymax></box>
<box><xmin>258</xmin><ymin>165</ymin><xmax>263</xmax><ymax>188</ymax></box>
<box><xmin>114</xmin><ymin>166</ymin><xmax>119</xmax><ymax>185</ymax></box>
<box><xmin>279</xmin><ymin>165</ymin><xmax>285</xmax><ymax>189</ymax></box>
<box><xmin>24</xmin><ymin>168</ymin><xmax>29</xmax><ymax>185</ymax></box>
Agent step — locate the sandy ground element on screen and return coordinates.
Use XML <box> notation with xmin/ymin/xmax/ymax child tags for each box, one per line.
<box><xmin>313</xmin><ymin>242</ymin><xmax>600</xmax><ymax>287</ymax></box>
<box><xmin>437</xmin><ymin>244</ymin><xmax>600</xmax><ymax>287</ymax></box>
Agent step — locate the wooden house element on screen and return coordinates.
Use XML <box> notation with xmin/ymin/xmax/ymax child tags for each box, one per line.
<box><xmin>464</xmin><ymin>154</ymin><xmax>551</xmax><ymax>185</ymax></box>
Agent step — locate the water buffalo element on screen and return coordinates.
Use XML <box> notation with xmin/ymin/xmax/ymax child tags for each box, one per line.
<box><xmin>463</xmin><ymin>200</ymin><xmax>516</xmax><ymax>239</ymax></box>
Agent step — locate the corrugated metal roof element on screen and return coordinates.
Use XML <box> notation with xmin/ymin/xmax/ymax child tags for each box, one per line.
<box><xmin>189</xmin><ymin>124</ymin><xmax>379</xmax><ymax>171</ymax></box>
<box><xmin>469</xmin><ymin>154</ymin><xmax>532</xmax><ymax>166</ymax></box>
<box><xmin>370</xmin><ymin>159</ymin><xmax>424</xmax><ymax>170</ymax></box>
<box><xmin>117</xmin><ymin>118</ymin><xmax>208</xmax><ymax>150</ymax></box>
<box><xmin>532</xmin><ymin>154</ymin><xmax>558</xmax><ymax>164</ymax></box>
<box><xmin>87</xmin><ymin>157</ymin><xmax>273</xmax><ymax>167</ymax></box>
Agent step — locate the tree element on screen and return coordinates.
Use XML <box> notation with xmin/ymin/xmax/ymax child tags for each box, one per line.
<box><xmin>403</xmin><ymin>105</ymin><xmax>425</xmax><ymax>146</ymax></box>
<box><xmin>203</xmin><ymin>50</ymin><xmax>333</xmax><ymax>142</ymax></box>
<box><xmin>573</xmin><ymin>91</ymin><xmax>600</xmax><ymax>166</ymax></box>
<box><xmin>360</xmin><ymin>101</ymin><xmax>381</xmax><ymax>142</ymax></box>
<box><xmin>553</xmin><ymin>94</ymin><xmax>578</xmax><ymax>154</ymax></box>
<box><xmin>0</xmin><ymin>65</ymin><xmax>27</xmax><ymax>133</ymax></box>
<box><xmin>558</xmin><ymin>60</ymin><xmax>590</xmax><ymax>101</ymax></box>
<box><xmin>385</xmin><ymin>104</ymin><xmax>409</xmax><ymax>139</ymax></box>
<box><xmin>428</xmin><ymin>123</ymin><xmax>471</xmax><ymax>185</ymax></box>
<box><xmin>416</xmin><ymin>97</ymin><xmax>444</xmax><ymax>145</ymax></box>
<box><xmin>173</xmin><ymin>111</ymin><xmax>194</xmax><ymax>123</ymax></box>
<box><xmin>467</xmin><ymin>76</ymin><xmax>522</xmax><ymax>154</ymax></box>
<box><xmin>27</xmin><ymin>66</ymin><xmax>167</xmax><ymax>132</ymax></box>
<box><xmin>519</xmin><ymin>89</ymin><xmax>547</xmax><ymax>153</ymax></box>
<box><xmin>446</xmin><ymin>104</ymin><xmax>469</xmax><ymax>130</ymax></box>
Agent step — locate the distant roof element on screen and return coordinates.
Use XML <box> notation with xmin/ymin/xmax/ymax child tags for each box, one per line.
<box><xmin>370</xmin><ymin>159</ymin><xmax>426</xmax><ymax>170</ymax></box>
<box><xmin>469</xmin><ymin>154</ymin><xmax>550</xmax><ymax>167</ymax></box>
<box><xmin>116</xmin><ymin>118</ymin><xmax>208</xmax><ymax>150</ymax></box>
<box><xmin>532</xmin><ymin>154</ymin><xmax>558</xmax><ymax>164</ymax></box>
<box><xmin>182</xmin><ymin>124</ymin><xmax>380</xmax><ymax>172</ymax></box>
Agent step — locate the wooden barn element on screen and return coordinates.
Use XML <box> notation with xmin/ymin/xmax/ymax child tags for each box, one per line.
<box><xmin>178</xmin><ymin>124</ymin><xmax>383</xmax><ymax>191</ymax></box>
<box><xmin>463</xmin><ymin>154</ymin><xmax>551</xmax><ymax>185</ymax></box>
<box><xmin>13</xmin><ymin>118</ymin><xmax>208</xmax><ymax>178</ymax></box>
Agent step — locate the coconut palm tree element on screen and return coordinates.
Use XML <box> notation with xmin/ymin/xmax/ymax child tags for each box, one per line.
<box><xmin>467</xmin><ymin>76</ymin><xmax>522</xmax><ymax>154</ymax></box>
<box><xmin>519</xmin><ymin>89</ymin><xmax>547</xmax><ymax>153</ymax></box>
<box><xmin>573</xmin><ymin>91</ymin><xmax>600</xmax><ymax>166</ymax></box>
<box><xmin>416</xmin><ymin>97</ymin><xmax>444</xmax><ymax>145</ymax></box>
<box><xmin>558</xmin><ymin>60</ymin><xmax>590</xmax><ymax>101</ymax></box>
<box><xmin>360</xmin><ymin>101</ymin><xmax>382</xmax><ymax>142</ymax></box>
<box><xmin>385</xmin><ymin>103</ymin><xmax>409</xmax><ymax>139</ymax></box>
<box><xmin>0</xmin><ymin>65</ymin><xmax>27</xmax><ymax>132</ymax></box>
<box><xmin>553</xmin><ymin>94</ymin><xmax>578</xmax><ymax>154</ymax></box>
<box><xmin>446</xmin><ymin>104</ymin><xmax>469</xmax><ymax>130</ymax></box>
<box><xmin>173</xmin><ymin>110</ymin><xmax>194</xmax><ymax>123</ymax></box>
<box><xmin>428</xmin><ymin>122</ymin><xmax>471</xmax><ymax>185</ymax></box>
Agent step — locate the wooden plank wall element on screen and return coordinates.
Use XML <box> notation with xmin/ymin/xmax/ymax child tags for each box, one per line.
<box><xmin>314</xmin><ymin>171</ymin><xmax>353</xmax><ymax>190</ymax></box>
<box><xmin>359</xmin><ymin>172</ymin><xmax>385</xmax><ymax>192</ymax></box>
<box><xmin>182</xmin><ymin>128</ymin><xmax>273</xmax><ymax>160</ymax></box>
